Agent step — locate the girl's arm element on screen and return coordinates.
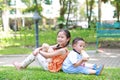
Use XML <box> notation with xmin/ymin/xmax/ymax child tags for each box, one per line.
<box><xmin>37</xmin><ymin>44</ymin><xmax>57</xmax><ymax>53</ymax></box>
<box><xmin>73</xmin><ymin>57</ymin><xmax>88</xmax><ymax>67</ymax></box>
<box><xmin>50</xmin><ymin>44</ymin><xmax>58</xmax><ymax>48</ymax></box>
<box><xmin>33</xmin><ymin>47</ymin><xmax>42</xmax><ymax>53</ymax></box>
<box><xmin>39</xmin><ymin>48</ymin><xmax>67</xmax><ymax>58</ymax></box>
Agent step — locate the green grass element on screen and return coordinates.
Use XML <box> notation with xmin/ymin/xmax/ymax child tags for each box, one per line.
<box><xmin>0</xmin><ymin>28</ymin><xmax>96</xmax><ymax>55</ymax></box>
<box><xmin>0</xmin><ymin>28</ymin><xmax>119</xmax><ymax>55</ymax></box>
<box><xmin>0</xmin><ymin>46</ymin><xmax>32</xmax><ymax>55</ymax></box>
<box><xmin>0</xmin><ymin>66</ymin><xmax>120</xmax><ymax>80</ymax></box>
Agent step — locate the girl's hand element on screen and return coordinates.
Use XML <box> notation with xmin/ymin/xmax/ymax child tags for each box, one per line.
<box><xmin>33</xmin><ymin>47</ymin><xmax>42</xmax><ymax>56</ymax></box>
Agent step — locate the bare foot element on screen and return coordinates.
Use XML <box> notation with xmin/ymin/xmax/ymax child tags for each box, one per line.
<box><xmin>13</xmin><ymin>62</ymin><xmax>22</xmax><ymax>70</ymax></box>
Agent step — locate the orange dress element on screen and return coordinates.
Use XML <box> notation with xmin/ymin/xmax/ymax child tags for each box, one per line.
<box><xmin>48</xmin><ymin>48</ymin><xmax>69</xmax><ymax>72</ymax></box>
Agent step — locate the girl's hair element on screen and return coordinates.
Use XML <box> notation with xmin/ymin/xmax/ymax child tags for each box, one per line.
<box><xmin>56</xmin><ymin>29</ymin><xmax>71</xmax><ymax>49</ymax></box>
<box><xmin>72</xmin><ymin>37</ymin><xmax>85</xmax><ymax>46</ymax></box>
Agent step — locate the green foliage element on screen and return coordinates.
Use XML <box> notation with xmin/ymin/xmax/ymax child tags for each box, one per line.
<box><xmin>0</xmin><ymin>67</ymin><xmax>120</xmax><ymax>80</ymax></box>
<box><xmin>22</xmin><ymin>0</ymin><xmax>42</xmax><ymax>15</ymax></box>
<box><xmin>70</xmin><ymin>28</ymin><xmax>96</xmax><ymax>43</ymax></box>
<box><xmin>44</xmin><ymin>0</ymin><xmax>52</xmax><ymax>5</ymax></box>
<box><xmin>23</xmin><ymin>5</ymin><xmax>42</xmax><ymax>13</ymax></box>
<box><xmin>101</xmin><ymin>0</ymin><xmax>109</xmax><ymax>3</ymax></box>
<box><xmin>57</xmin><ymin>16</ymin><xmax>66</xmax><ymax>27</ymax></box>
<box><xmin>0</xmin><ymin>28</ymin><xmax>96</xmax><ymax>54</ymax></box>
<box><xmin>0</xmin><ymin>0</ymin><xmax>8</xmax><ymax>10</ymax></box>
<box><xmin>1</xmin><ymin>28</ymin><xmax>96</xmax><ymax>47</ymax></box>
<box><xmin>1</xmin><ymin>28</ymin><xmax>119</xmax><ymax>55</ymax></box>
<box><xmin>111</xmin><ymin>0</ymin><xmax>120</xmax><ymax>21</ymax></box>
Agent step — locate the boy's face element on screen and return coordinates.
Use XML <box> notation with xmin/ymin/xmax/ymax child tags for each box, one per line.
<box><xmin>73</xmin><ymin>40</ymin><xmax>85</xmax><ymax>53</ymax></box>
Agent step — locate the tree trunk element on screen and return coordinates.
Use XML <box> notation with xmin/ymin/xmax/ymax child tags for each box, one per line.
<box><xmin>116</xmin><ymin>2</ymin><xmax>119</xmax><ymax>22</ymax></box>
<box><xmin>86</xmin><ymin>0</ymin><xmax>89</xmax><ymax>19</ymax></box>
<box><xmin>88</xmin><ymin>0</ymin><xmax>94</xmax><ymax>28</ymax></box>
<box><xmin>2</xmin><ymin>10</ymin><xmax>10</xmax><ymax>32</ymax></box>
<box><xmin>66</xmin><ymin>0</ymin><xmax>71</xmax><ymax>28</ymax></box>
<box><xmin>98</xmin><ymin>0</ymin><xmax>101</xmax><ymax>23</ymax></box>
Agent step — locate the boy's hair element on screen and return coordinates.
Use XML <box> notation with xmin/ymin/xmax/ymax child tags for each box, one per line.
<box><xmin>72</xmin><ymin>37</ymin><xmax>85</xmax><ymax>46</ymax></box>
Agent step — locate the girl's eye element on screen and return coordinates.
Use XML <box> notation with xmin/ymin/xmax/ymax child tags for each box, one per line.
<box><xmin>57</xmin><ymin>36</ymin><xmax>60</xmax><ymax>38</ymax></box>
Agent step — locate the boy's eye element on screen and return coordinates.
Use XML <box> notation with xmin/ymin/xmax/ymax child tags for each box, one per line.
<box><xmin>79</xmin><ymin>45</ymin><xmax>82</xmax><ymax>47</ymax></box>
<box><xmin>79</xmin><ymin>45</ymin><xmax>85</xmax><ymax>48</ymax></box>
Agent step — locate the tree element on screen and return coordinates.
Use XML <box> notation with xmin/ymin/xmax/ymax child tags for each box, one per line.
<box><xmin>58</xmin><ymin>0</ymin><xmax>77</xmax><ymax>29</ymax></box>
<box><xmin>22</xmin><ymin>0</ymin><xmax>42</xmax><ymax>14</ymax></box>
<box><xmin>57</xmin><ymin>0</ymin><xmax>68</xmax><ymax>28</ymax></box>
<box><xmin>98</xmin><ymin>0</ymin><xmax>101</xmax><ymax>23</ymax></box>
<box><xmin>86</xmin><ymin>0</ymin><xmax>95</xmax><ymax>28</ymax></box>
<box><xmin>0</xmin><ymin>0</ymin><xmax>11</xmax><ymax>32</ymax></box>
<box><xmin>97</xmin><ymin>0</ymin><xmax>109</xmax><ymax>23</ymax></box>
<box><xmin>111</xmin><ymin>0</ymin><xmax>120</xmax><ymax>22</ymax></box>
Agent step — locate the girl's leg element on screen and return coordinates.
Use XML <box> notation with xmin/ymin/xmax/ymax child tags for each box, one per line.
<box><xmin>13</xmin><ymin>48</ymin><xmax>40</xmax><ymax>70</ymax></box>
<box><xmin>36</xmin><ymin>54</ymin><xmax>49</xmax><ymax>70</ymax></box>
<box><xmin>13</xmin><ymin>54</ymin><xmax>35</xmax><ymax>70</ymax></box>
<box><xmin>20</xmin><ymin>54</ymin><xmax>35</xmax><ymax>68</ymax></box>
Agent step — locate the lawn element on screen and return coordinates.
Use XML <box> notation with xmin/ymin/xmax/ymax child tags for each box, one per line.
<box><xmin>0</xmin><ymin>28</ymin><xmax>96</xmax><ymax>55</ymax></box>
<box><xmin>0</xmin><ymin>28</ymin><xmax>119</xmax><ymax>55</ymax></box>
<box><xmin>0</xmin><ymin>28</ymin><xmax>120</xmax><ymax>80</ymax></box>
<box><xmin>0</xmin><ymin>66</ymin><xmax>120</xmax><ymax>80</ymax></box>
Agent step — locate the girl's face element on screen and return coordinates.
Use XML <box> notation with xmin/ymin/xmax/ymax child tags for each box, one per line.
<box><xmin>57</xmin><ymin>31</ymin><xmax>70</xmax><ymax>47</ymax></box>
<box><xmin>73</xmin><ymin>40</ymin><xmax>85</xmax><ymax>53</ymax></box>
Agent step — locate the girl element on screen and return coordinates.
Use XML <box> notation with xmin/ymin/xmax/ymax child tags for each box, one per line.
<box><xmin>62</xmin><ymin>37</ymin><xmax>104</xmax><ymax>75</ymax></box>
<box><xmin>13</xmin><ymin>29</ymin><xmax>71</xmax><ymax>72</ymax></box>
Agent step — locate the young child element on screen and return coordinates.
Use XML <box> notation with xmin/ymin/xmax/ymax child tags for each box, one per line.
<box><xmin>62</xmin><ymin>37</ymin><xmax>104</xmax><ymax>75</ymax></box>
<box><xmin>13</xmin><ymin>29</ymin><xmax>71</xmax><ymax>72</ymax></box>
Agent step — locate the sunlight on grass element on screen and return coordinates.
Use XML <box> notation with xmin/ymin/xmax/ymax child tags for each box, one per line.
<box><xmin>0</xmin><ymin>46</ymin><xmax>32</xmax><ymax>55</ymax></box>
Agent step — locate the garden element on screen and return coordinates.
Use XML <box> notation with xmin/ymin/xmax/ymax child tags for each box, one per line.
<box><xmin>0</xmin><ymin>28</ymin><xmax>120</xmax><ymax>80</ymax></box>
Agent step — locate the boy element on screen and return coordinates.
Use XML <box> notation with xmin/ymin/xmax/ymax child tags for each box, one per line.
<box><xmin>62</xmin><ymin>37</ymin><xmax>104</xmax><ymax>75</ymax></box>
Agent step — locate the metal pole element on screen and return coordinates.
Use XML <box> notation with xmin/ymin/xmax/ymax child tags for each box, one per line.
<box><xmin>33</xmin><ymin>11</ymin><xmax>40</xmax><ymax>48</ymax></box>
<box><xmin>35</xmin><ymin>20</ymin><xmax>39</xmax><ymax>48</ymax></box>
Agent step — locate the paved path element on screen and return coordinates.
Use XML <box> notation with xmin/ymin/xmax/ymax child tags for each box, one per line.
<box><xmin>87</xmin><ymin>48</ymin><xmax>120</xmax><ymax>67</ymax></box>
<box><xmin>0</xmin><ymin>48</ymin><xmax>120</xmax><ymax>68</ymax></box>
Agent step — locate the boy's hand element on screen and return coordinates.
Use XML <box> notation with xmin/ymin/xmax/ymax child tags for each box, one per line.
<box><xmin>81</xmin><ymin>50</ymin><xmax>89</xmax><ymax>60</ymax></box>
<box><xmin>82</xmin><ymin>57</ymin><xmax>89</xmax><ymax>62</ymax></box>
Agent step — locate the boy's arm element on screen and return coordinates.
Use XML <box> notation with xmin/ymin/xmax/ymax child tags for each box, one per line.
<box><xmin>73</xmin><ymin>57</ymin><xmax>88</xmax><ymax>67</ymax></box>
<box><xmin>81</xmin><ymin>50</ymin><xmax>89</xmax><ymax>60</ymax></box>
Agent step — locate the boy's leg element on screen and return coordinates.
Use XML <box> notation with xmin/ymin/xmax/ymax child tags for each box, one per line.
<box><xmin>96</xmin><ymin>65</ymin><xmax>104</xmax><ymax>76</ymax></box>
<box><xmin>85</xmin><ymin>63</ymin><xmax>97</xmax><ymax>70</ymax></box>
